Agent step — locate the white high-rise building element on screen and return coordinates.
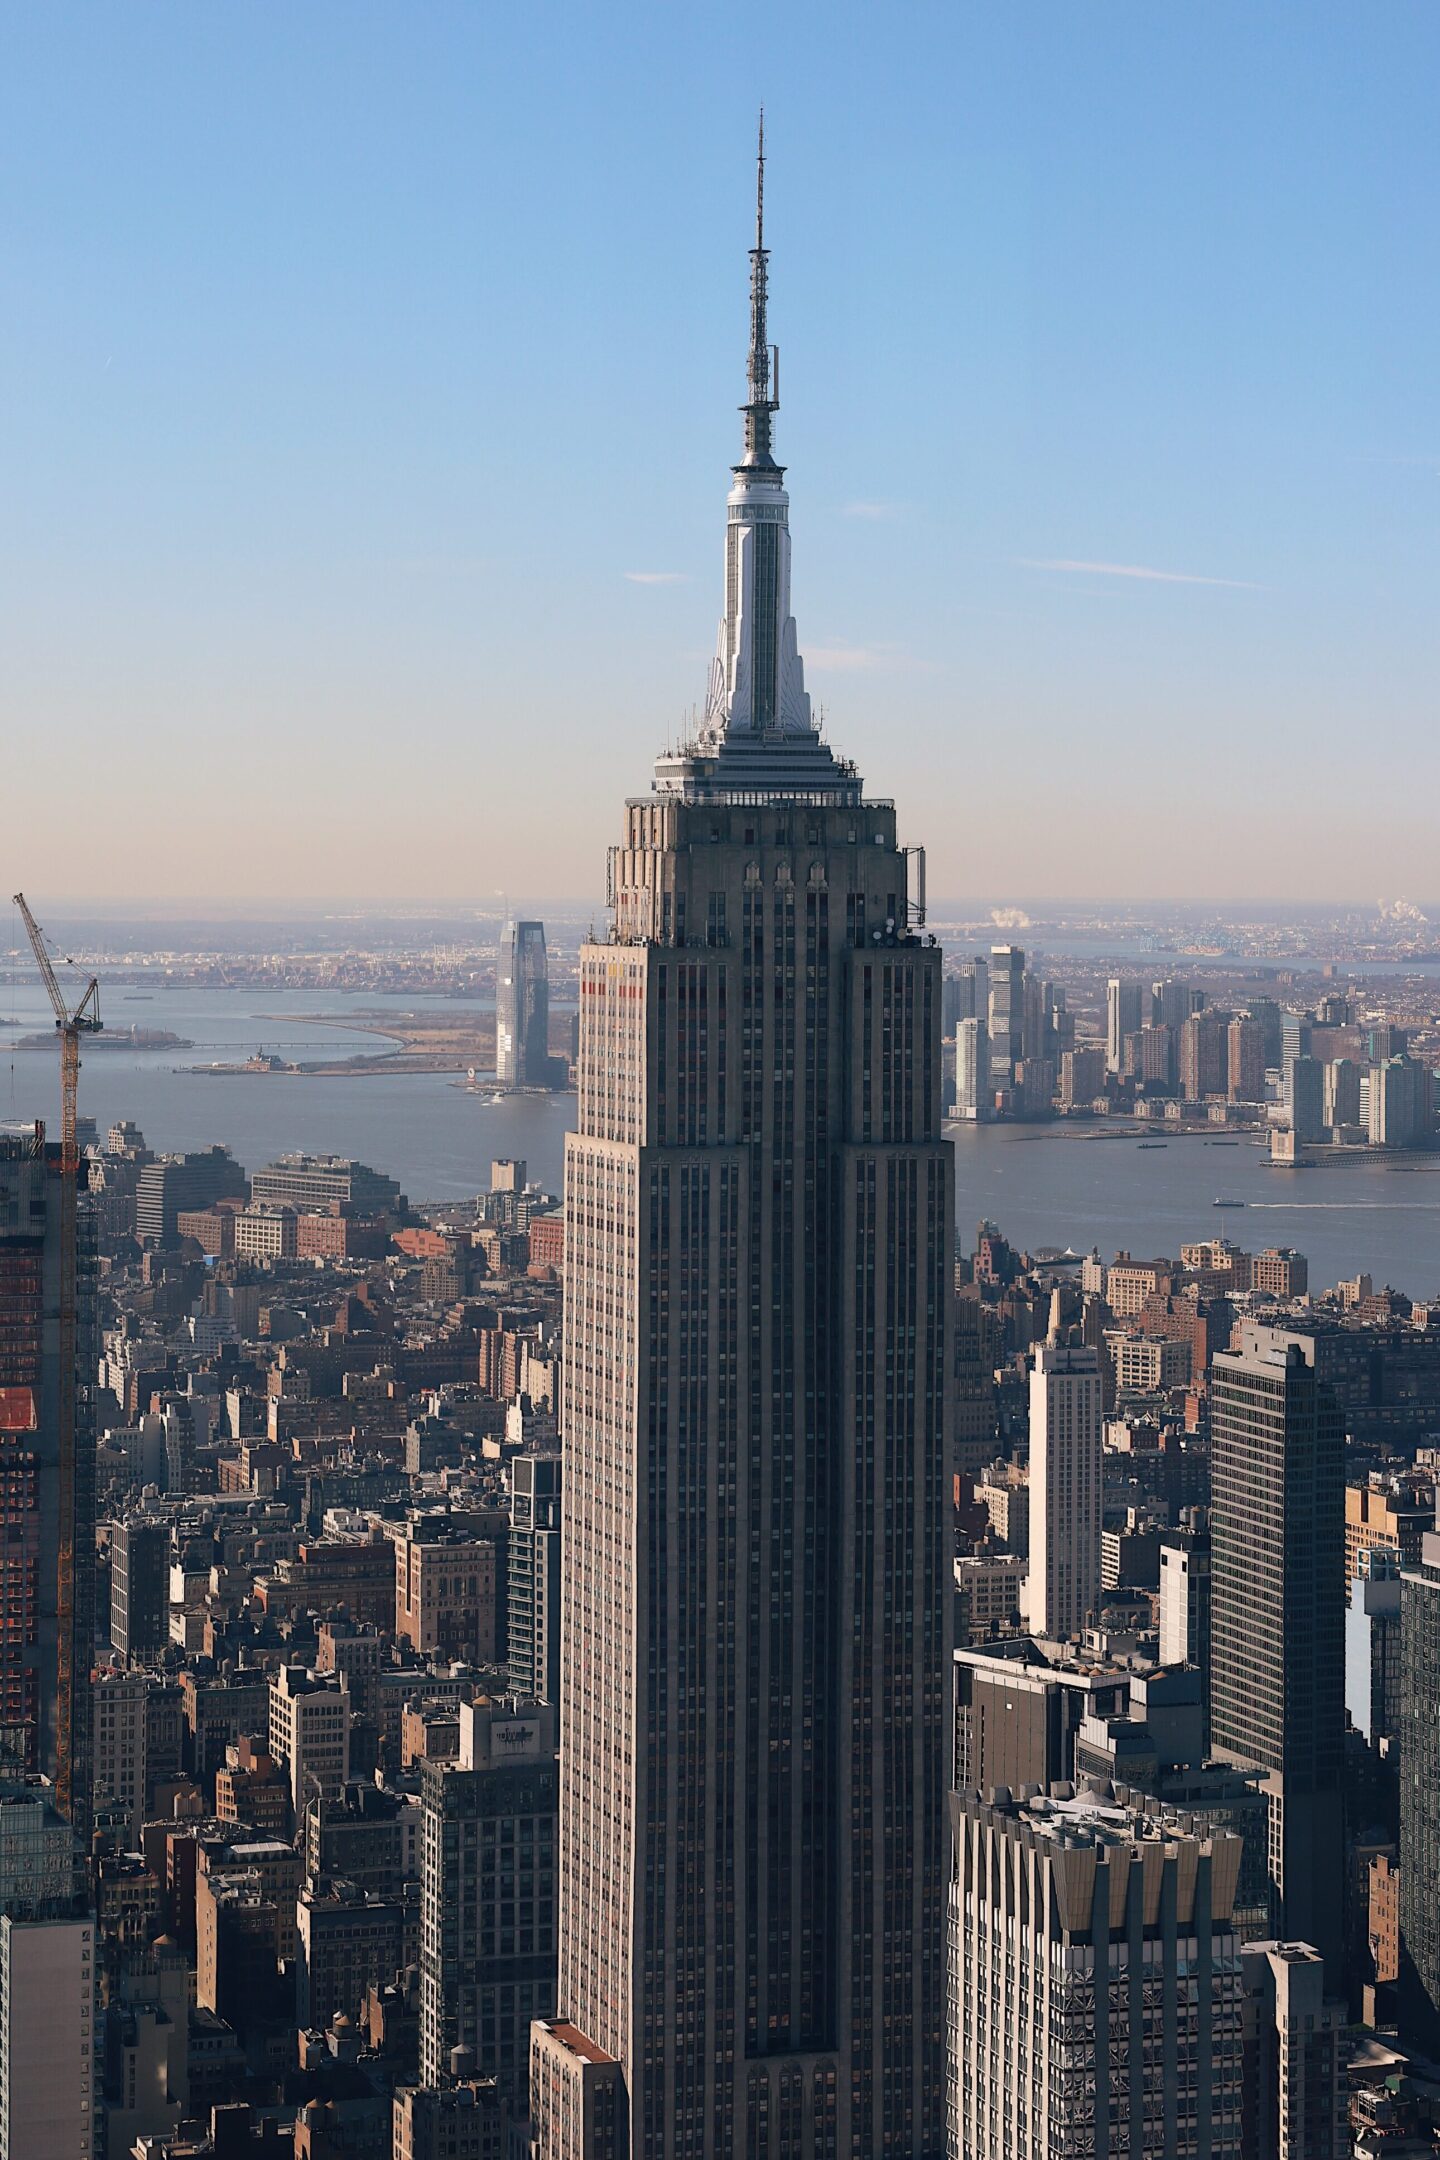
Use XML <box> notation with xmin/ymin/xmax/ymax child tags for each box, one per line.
<box><xmin>949</xmin><ymin>1784</ymin><xmax>1245</xmax><ymax>2160</ymax></box>
<box><xmin>954</xmin><ymin>1015</ymin><xmax>990</xmax><ymax>1121</ymax></box>
<box><xmin>988</xmin><ymin>946</ymin><xmax>1025</xmax><ymax>1086</ymax></box>
<box><xmin>1026</xmin><ymin>1339</ymin><xmax>1102</xmax><ymax>1641</ymax></box>
<box><xmin>1107</xmin><ymin>977</ymin><xmax>1144</xmax><ymax>1072</ymax></box>
<box><xmin>1159</xmin><ymin>1522</ymin><xmax>1211</xmax><ymax>1671</ymax></box>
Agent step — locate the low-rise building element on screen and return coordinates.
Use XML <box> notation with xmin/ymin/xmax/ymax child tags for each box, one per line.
<box><xmin>296</xmin><ymin>1878</ymin><xmax>404</xmax><ymax>2032</ymax></box>
<box><xmin>233</xmin><ymin>1205</ymin><xmax>298</xmax><ymax>1262</ymax></box>
<box><xmin>1252</xmin><ymin>1247</ymin><xmax>1309</xmax><ymax>1300</ymax></box>
<box><xmin>529</xmin><ymin>2022</ymin><xmax>621</xmax><ymax>2160</ymax></box>
<box><xmin>394</xmin><ymin>1525</ymin><xmax>499</xmax><ymax>1663</ymax></box>
<box><xmin>269</xmin><ymin>1667</ymin><xmax>351</xmax><ymax>1816</ymax></box>
<box><xmin>393</xmin><ymin>2076</ymin><xmax>503</xmax><ymax>2160</ymax></box>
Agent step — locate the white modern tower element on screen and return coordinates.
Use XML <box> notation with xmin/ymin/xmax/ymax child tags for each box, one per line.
<box><xmin>1025</xmin><ymin>1338</ymin><xmax>1102</xmax><ymax>1642</ymax></box>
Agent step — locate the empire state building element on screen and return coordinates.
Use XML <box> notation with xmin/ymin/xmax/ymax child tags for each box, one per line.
<box><xmin>532</xmin><ymin>130</ymin><xmax>954</xmax><ymax>2160</ymax></box>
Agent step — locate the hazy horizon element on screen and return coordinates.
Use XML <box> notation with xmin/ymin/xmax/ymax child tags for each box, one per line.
<box><xmin>5</xmin><ymin>5</ymin><xmax>1438</xmax><ymax>902</ymax></box>
<box><xmin>7</xmin><ymin>893</ymin><xmax>1440</xmax><ymax>932</ymax></box>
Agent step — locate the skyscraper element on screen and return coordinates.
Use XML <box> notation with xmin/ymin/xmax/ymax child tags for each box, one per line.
<box><xmin>1399</xmin><ymin>1521</ymin><xmax>1440</xmax><ymax>2049</ymax></box>
<box><xmin>1345</xmin><ymin>1545</ymin><xmax>1401</xmax><ymax>1750</ymax></box>
<box><xmin>1209</xmin><ymin>1329</ymin><xmax>1344</xmax><ymax>1977</ymax></box>
<box><xmin>507</xmin><ymin>1453</ymin><xmax>562</xmax><ymax>1706</ymax></box>
<box><xmin>1160</xmin><ymin>1514</ymin><xmax>1212</xmax><ymax>1674</ymax></box>
<box><xmin>1106</xmin><ymin>977</ymin><xmax>1144</xmax><ymax>1073</ymax></box>
<box><xmin>953</xmin><ymin>1015</ymin><xmax>989</xmax><ymax>1121</ymax></box>
<box><xmin>1226</xmin><ymin>1016</ymin><xmax>1266</xmax><ymax>1104</ymax></box>
<box><xmin>540</xmin><ymin>132</ymin><xmax>953</xmax><ymax>2159</ymax></box>
<box><xmin>1285</xmin><ymin>1053</ymin><xmax>1326</xmax><ymax>1143</ymax></box>
<box><xmin>109</xmin><ymin>1514</ymin><xmax>169</xmax><ymax>1663</ymax></box>
<box><xmin>1180</xmin><ymin>1012</ymin><xmax>1228</xmax><ymax>1101</ymax></box>
<box><xmin>949</xmin><ymin>1785</ymin><xmax>1245</xmax><ymax>2160</ymax></box>
<box><xmin>0</xmin><ymin>1781</ymin><xmax>96</xmax><ymax>2160</ymax></box>
<box><xmin>1324</xmin><ymin>1056</ymin><xmax>1362</xmax><ymax>1132</ymax></box>
<box><xmin>1025</xmin><ymin>1338</ymin><xmax>1102</xmax><ymax>1643</ymax></box>
<box><xmin>1369</xmin><ymin>1053</ymin><xmax>1432</xmax><ymax>1149</ymax></box>
<box><xmin>987</xmin><ymin>945</ymin><xmax>1025</xmax><ymax>1086</ymax></box>
<box><xmin>421</xmin><ymin>1699</ymin><xmax>557</xmax><ymax>2112</ymax></box>
<box><xmin>0</xmin><ymin>1134</ymin><xmax>96</xmax><ymax>1830</ymax></box>
<box><xmin>496</xmin><ymin>920</ymin><xmax>551</xmax><ymax>1088</ymax></box>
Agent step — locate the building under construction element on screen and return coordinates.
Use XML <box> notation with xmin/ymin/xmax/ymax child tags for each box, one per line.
<box><xmin>0</xmin><ymin>1133</ymin><xmax>96</xmax><ymax>1831</ymax></box>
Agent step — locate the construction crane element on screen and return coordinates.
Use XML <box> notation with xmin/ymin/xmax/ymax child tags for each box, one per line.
<box><xmin>12</xmin><ymin>894</ymin><xmax>100</xmax><ymax>1827</ymax></box>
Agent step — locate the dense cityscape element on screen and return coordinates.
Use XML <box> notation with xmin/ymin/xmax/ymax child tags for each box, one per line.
<box><xmin>6</xmin><ymin>31</ymin><xmax>1440</xmax><ymax>2160</ymax></box>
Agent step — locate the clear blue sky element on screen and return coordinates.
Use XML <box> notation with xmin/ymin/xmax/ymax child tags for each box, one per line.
<box><xmin>2</xmin><ymin>3</ymin><xmax>1437</xmax><ymax>904</ymax></box>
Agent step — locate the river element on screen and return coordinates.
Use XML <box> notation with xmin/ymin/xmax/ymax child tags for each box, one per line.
<box><xmin>5</xmin><ymin>980</ymin><xmax>1439</xmax><ymax>1293</ymax></box>
<box><xmin>949</xmin><ymin>1124</ymin><xmax>1440</xmax><ymax>1298</ymax></box>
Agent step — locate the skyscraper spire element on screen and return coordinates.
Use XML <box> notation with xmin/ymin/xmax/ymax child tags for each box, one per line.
<box><xmin>696</xmin><ymin>119</ymin><xmax>813</xmax><ymax>746</ymax></box>
<box><xmin>743</xmin><ymin>109</ymin><xmax>776</xmax><ymax>469</ymax></box>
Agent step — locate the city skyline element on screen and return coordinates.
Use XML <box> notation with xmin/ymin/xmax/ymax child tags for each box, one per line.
<box><xmin>5</xmin><ymin>15</ymin><xmax>1440</xmax><ymax>2155</ymax></box>
<box><xmin>5</xmin><ymin>5</ymin><xmax>1440</xmax><ymax>901</ymax></box>
<box><xmin>546</xmin><ymin>136</ymin><xmax>952</xmax><ymax>2154</ymax></box>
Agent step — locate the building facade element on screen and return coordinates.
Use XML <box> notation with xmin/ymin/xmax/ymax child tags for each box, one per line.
<box><xmin>268</xmin><ymin>1666</ymin><xmax>351</xmax><ymax>1815</ymax></box>
<box><xmin>1210</xmin><ymin>1330</ymin><xmax>1344</xmax><ymax>1976</ymax></box>
<box><xmin>0</xmin><ymin>1135</ymin><xmax>97</xmax><ymax>1826</ymax></box>
<box><xmin>1107</xmin><ymin>978</ymin><xmax>1144</xmax><ymax>1073</ymax></box>
<box><xmin>543</xmin><ymin>141</ymin><xmax>953</xmax><ymax>2159</ymax></box>
<box><xmin>948</xmin><ymin>1784</ymin><xmax>1245</xmax><ymax>2159</ymax></box>
<box><xmin>134</xmin><ymin>1146</ymin><xmax>246</xmax><ymax>1247</ymax></box>
<box><xmin>393</xmin><ymin>2078</ymin><xmax>504</xmax><ymax>2160</ymax></box>
<box><xmin>0</xmin><ymin>1780</ymin><xmax>95</xmax><ymax>2160</ymax></box>
<box><xmin>394</xmin><ymin>1525</ymin><xmax>499</xmax><ymax>1663</ymax></box>
<box><xmin>249</xmin><ymin>1153</ymin><xmax>403</xmax><ymax>1217</ymax></box>
<box><xmin>1399</xmin><ymin>1526</ymin><xmax>1440</xmax><ymax>2048</ymax></box>
<box><xmin>1159</xmin><ymin>1520</ymin><xmax>1212</xmax><ymax>1674</ymax></box>
<box><xmin>508</xmin><ymin>1454</ymin><xmax>562</xmax><ymax>1706</ymax></box>
<box><xmin>1238</xmin><ymin>1941</ymin><xmax>1345</xmax><ymax>2160</ymax></box>
<box><xmin>1345</xmin><ymin>1546</ymin><xmax>1402</xmax><ymax>1750</ymax></box>
<box><xmin>497</xmin><ymin>921</ymin><xmax>552</xmax><ymax>1088</ymax></box>
<box><xmin>1025</xmin><ymin>1339</ymin><xmax>1102</xmax><ymax>1641</ymax></box>
<box><xmin>988</xmin><ymin>946</ymin><xmax>1025</xmax><ymax>1088</ymax></box>
<box><xmin>109</xmin><ymin>1515</ymin><xmax>169</xmax><ymax>1662</ymax></box>
<box><xmin>954</xmin><ymin>1015</ymin><xmax>990</xmax><ymax>1122</ymax></box>
<box><xmin>420</xmin><ymin>1699</ymin><xmax>557</xmax><ymax>2111</ymax></box>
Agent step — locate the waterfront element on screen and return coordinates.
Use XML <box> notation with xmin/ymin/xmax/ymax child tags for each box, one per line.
<box><xmin>0</xmin><ymin>982</ymin><xmax>574</xmax><ymax>1202</ymax></box>
<box><xmin>7</xmin><ymin>978</ymin><xmax>1440</xmax><ymax>1289</ymax></box>
<box><xmin>949</xmin><ymin>1123</ymin><xmax>1440</xmax><ymax>1296</ymax></box>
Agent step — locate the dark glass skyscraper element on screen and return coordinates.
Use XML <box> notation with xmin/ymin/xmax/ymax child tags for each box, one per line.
<box><xmin>1210</xmin><ymin>1326</ymin><xmax>1344</xmax><ymax>1978</ymax></box>
<box><xmin>109</xmin><ymin>1515</ymin><xmax>168</xmax><ymax>1663</ymax></box>
<box><xmin>535</xmin><ymin>133</ymin><xmax>953</xmax><ymax>2160</ymax></box>
<box><xmin>497</xmin><ymin>920</ymin><xmax>551</xmax><ymax>1087</ymax></box>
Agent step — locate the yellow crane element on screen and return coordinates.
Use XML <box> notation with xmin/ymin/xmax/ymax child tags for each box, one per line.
<box><xmin>12</xmin><ymin>893</ymin><xmax>100</xmax><ymax>1826</ymax></box>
